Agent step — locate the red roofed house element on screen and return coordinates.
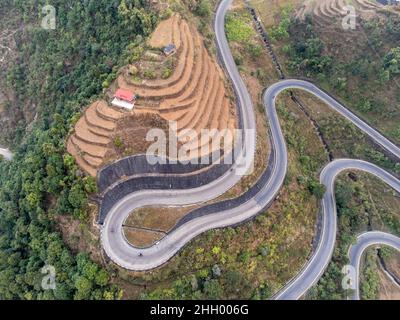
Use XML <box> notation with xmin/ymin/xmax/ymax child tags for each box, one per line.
<box><xmin>112</xmin><ymin>89</ymin><xmax>136</xmax><ymax>110</ymax></box>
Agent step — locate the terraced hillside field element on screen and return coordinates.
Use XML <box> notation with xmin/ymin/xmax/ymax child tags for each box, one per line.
<box><xmin>68</xmin><ymin>14</ymin><xmax>237</xmax><ymax>177</ymax></box>
<box><xmin>296</xmin><ymin>0</ymin><xmax>398</xmax><ymax>25</ymax></box>
<box><xmin>116</xmin><ymin>14</ymin><xmax>237</xmax><ymax>157</ymax></box>
<box><xmin>67</xmin><ymin>101</ymin><xmax>126</xmax><ymax>177</ymax></box>
<box><xmin>67</xmin><ymin>100</ymin><xmax>169</xmax><ymax>177</ymax></box>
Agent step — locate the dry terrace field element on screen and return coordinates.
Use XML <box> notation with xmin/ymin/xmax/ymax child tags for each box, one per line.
<box><xmin>68</xmin><ymin>14</ymin><xmax>237</xmax><ymax>177</ymax></box>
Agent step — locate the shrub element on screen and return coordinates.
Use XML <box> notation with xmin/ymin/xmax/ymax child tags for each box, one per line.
<box><xmin>225</xmin><ymin>12</ymin><xmax>255</xmax><ymax>43</ymax></box>
<box><xmin>307</xmin><ymin>179</ymin><xmax>326</xmax><ymax>199</ymax></box>
<box><xmin>269</xmin><ymin>7</ymin><xmax>292</xmax><ymax>40</ymax></box>
<box><xmin>161</xmin><ymin>67</ymin><xmax>172</xmax><ymax>79</ymax></box>
<box><xmin>114</xmin><ymin>136</ymin><xmax>123</xmax><ymax>149</ymax></box>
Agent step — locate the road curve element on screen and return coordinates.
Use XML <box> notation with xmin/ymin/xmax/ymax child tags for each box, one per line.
<box><xmin>274</xmin><ymin>160</ymin><xmax>400</xmax><ymax>300</ymax></box>
<box><xmin>0</xmin><ymin>147</ymin><xmax>12</xmax><ymax>161</ymax></box>
<box><xmin>349</xmin><ymin>231</ymin><xmax>400</xmax><ymax>300</ymax></box>
<box><xmin>101</xmin><ymin>0</ymin><xmax>258</xmax><ymax>270</ymax></box>
<box><xmin>101</xmin><ymin>0</ymin><xmax>400</xmax><ymax>298</ymax></box>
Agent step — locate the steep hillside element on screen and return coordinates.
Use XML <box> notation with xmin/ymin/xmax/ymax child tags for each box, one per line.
<box><xmin>0</xmin><ymin>3</ymin><xmax>24</xmax><ymax>146</ymax></box>
<box><xmin>0</xmin><ymin>0</ymin><xmax>156</xmax><ymax>300</ymax></box>
<box><xmin>251</xmin><ymin>0</ymin><xmax>400</xmax><ymax>300</ymax></box>
<box><xmin>253</xmin><ymin>0</ymin><xmax>400</xmax><ymax>144</ymax></box>
<box><xmin>67</xmin><ymin>12</ymin><xmax>237</xmax><ymax>176</ymax></box>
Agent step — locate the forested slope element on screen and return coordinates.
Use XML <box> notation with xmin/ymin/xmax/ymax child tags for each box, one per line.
<box><xmin>0</xmin><ymin>0</ymin><xmax>156</xmax><ymax>299</ymax></box>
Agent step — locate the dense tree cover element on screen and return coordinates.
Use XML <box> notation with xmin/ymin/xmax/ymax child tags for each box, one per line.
<box><xmin>0</xmin><ymin>0</ymin><xmax>156</xmax><ymax>299</ymax></box>
<box><xmin>284</xmin><ymin>16</ymin><xmax>400</xmax><ymax>82</ymax></box>
<box><xmin>139</xmin><ymin>265</ymin><xmax>270</xmax><ymax>300</ymax></box>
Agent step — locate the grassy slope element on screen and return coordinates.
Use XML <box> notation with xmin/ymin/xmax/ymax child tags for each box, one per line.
<box><xmin>253</xmin><ymin>0</ymin><xmax>400</xmax><ymax>144</ymax></box>
<box><xmin>251</xmin><ymin>0</ymin><xmax>400</xmax><ymax>299</ymax></box>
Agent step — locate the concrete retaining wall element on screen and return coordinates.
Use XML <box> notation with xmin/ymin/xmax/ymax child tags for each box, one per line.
<box><xmin>98</xmin><ymin>161</ymin><xmax>231</xmax><ymax>224</ymax></box>
<box><xmin>98</xmin><ymin>153</ymin><xmax>223</xmax><ymax>194</ymax></box>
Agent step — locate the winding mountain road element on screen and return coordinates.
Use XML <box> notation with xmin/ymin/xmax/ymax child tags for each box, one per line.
<box><xmin>101</xmin><ymin>0</ymin><xmax>400</xmax><ymax>299</ymax></box>
<box><xmin>349</xmin><ymin>231</ymin><xmax>400</xmax><ymax>300</ymax></box>
<box><xmin>275</xmin><ymin>160</ymin><xmax>400</xmax><ymax>299</ymax></box>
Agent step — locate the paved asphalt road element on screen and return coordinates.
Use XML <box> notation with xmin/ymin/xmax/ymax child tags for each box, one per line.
<box><xmin>0</xmin><ymin>147</ymin><xmax>12</xmax><ymax>161</ymax></box>
<box><xmin>101</xmin><ymin>0</ymin><xmax>258</xmax><ymax>270</ymax></box>
<box><xmin>349</xmin><ymin>231</ymin><xmax>400</xmax><ymax>300</ymax></box>
<box><xmin>101</xmin><ymin>0</ymin><xmax>400</xmax><ymax>299</ymax></box>
<box><xmin>274</xmin><ymin>160</ymin><xmax>400</xmax><ymax>300</ymax></box>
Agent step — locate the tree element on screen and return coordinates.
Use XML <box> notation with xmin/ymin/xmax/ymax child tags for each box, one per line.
<box><xmin>83</xmin><ymin>176</ymin><xmax>98</xmax><ymax>194</ymax></box>
<box><xmin>202</xmin><ymin>279</ymin><xmax>222</xmax><ymax>299</ymax></box>
<box><xmin>195</xmin><ymin>0</ymin><xmax>211</xmax><ymax>18</ymax></box>
<box><xmin>68</xmin><ymin>182</ymin><xmax>87</xmax><ymax>209</ymax></box>
<box><xmin>383</xmin><ymin>47</ymin><xmax>400</xmax><ymax>76</ymax></box>
<box><xmin>95</xmin><ymin>269</ymin><xmax>109</xmax><ymax>287</ymax></box>
<box><xmin>247</xmin><ymin>43</ymin><xmax>263</xmax><ymax>58</ymax></box>
<box><xmin>74</xmin><ymin>276</ymin><xmax>93</xmax><ymax>300</ymax></box>
<box><xmin>269</xmin><ymin>7</ymin><xmax>292</xmax><ymax>40</ymax></box>
<box><xmin>0</xmin><ymin>0</ymin><xmax>157</xmax><ymax>300</ymax></box>
<box><xmin>379</xmin><ymin>69</ymin><xmax>390</xmax><ymax>83</ymax></box>
<box><xmin>357</xmin><ymin>98</ymin><xmax>373</xmax><ymax>113</ymax></box>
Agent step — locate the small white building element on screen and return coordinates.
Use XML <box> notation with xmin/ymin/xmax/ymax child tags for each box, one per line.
<box><xmin>112</xmin><ymin>89</ymin><xmax>136</xmax><ymax>110</ymax></box>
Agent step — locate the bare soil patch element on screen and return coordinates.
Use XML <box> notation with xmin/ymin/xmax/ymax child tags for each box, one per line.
<box><xmin>377</xmin><ymin>267</ymin><xmax>400</xmax><ymax>300</ymax></box>
<box><xmin>123</xmin><ymin>227</ymin><xmax>165</xmax><ymax>248</ymax></box>
<box><xmin>124</xmin><ymin>205</ymin><xmax>198</xmax><ymax>233</ymax></box>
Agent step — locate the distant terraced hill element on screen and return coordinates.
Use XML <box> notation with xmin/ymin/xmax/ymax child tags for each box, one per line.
<box><xmin>296</xmin><ymin>0</ymin><xmax>398</xmax><ymax>26</ymax></box>
<box><xmin>67</xmin><ymin>14</ymin><xmax>237</xmax><ymax>177</ymax></box>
